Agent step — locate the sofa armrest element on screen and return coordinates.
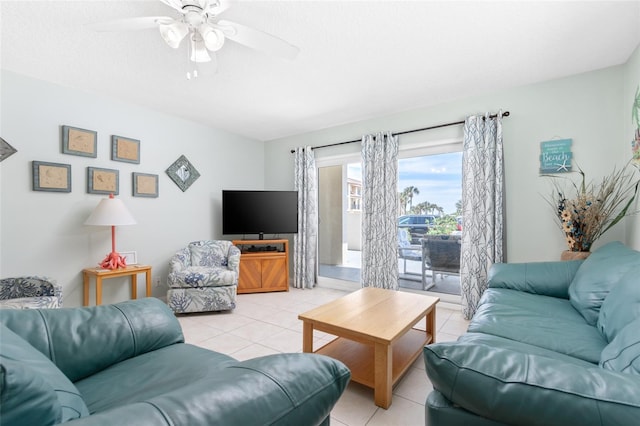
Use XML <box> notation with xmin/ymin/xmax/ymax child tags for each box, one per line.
<box><xmin>169</xmin><ymin>247</ymin><xmax>191</xmax><ymax>272</ymax></box>
<box><xmin>0</xmin><ymin>298</ymin><xmax>184</xmax><ymax>382</ymax></box>
<box><xmin>487</xmin><ymin>260</ymin><xmax>583</xmax><ymax>299</ymax></box>
<box><xmin>424</xmin><ymin>342</ymin><xmax>640</xmax><ymax>426</ymax></box>
<box><xmin>0</xmin><ymin>276</ymin><xmax>61</xmax><ymax>303</ymax></box>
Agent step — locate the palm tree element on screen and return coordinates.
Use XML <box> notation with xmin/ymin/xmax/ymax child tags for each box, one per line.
<box><xmin>414</xmin><ymin>201</ymin><xmax>430</xmax><ymax>214</ymax></box>
<box><xmin>402</xmin><ymin>186</ymin><xmax>420</xmax><ymax>211</ymax></box>
<box><xmin>398</xmin><ymin>191</ymin><xmax>409</xmax><ymax>215</ymax></box>
<box><xmin>455</xmin><ymin>199</ymin><xmax>462</xmax><ymax>216</ymax></box>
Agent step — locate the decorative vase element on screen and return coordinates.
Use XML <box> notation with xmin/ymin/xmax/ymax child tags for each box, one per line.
<box><xmin>560</xmin><ymin>250</ymin><xmax>591</xmax><ymax>261</ymax></box>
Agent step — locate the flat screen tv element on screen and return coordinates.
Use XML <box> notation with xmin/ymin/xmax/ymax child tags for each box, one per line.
<box><xmin>222</xmin><ymin>190</ymin><xmax>298</xmax><ymax>239</ymax></box>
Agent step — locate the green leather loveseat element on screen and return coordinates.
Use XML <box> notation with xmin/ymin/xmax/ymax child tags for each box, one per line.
<box><xmin>0</xmin><ymin>297</ymin><xmax>351</xmax><ymax>425</ymax></box>
<box><xmin>423</xmin><ymin>241</ymin><xmax>640</xmax><ymax>425</ymax></box>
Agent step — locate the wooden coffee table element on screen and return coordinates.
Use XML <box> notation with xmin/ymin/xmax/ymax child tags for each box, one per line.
<box><xmin>298</xmin><ymin>287</ymin><xmax>439</xmax><ymax>409</ymax></box>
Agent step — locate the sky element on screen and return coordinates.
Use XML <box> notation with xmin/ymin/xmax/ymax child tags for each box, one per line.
<box><xmin>347</xmin><ymin>151</ymin><xmax>462</xmax><ymax>215</ymax></box>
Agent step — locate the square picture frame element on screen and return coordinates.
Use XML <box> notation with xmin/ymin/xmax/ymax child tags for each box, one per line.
<box><xmin>111</xmin><ymin>135</ymin><xmax>140</xmax><ymax>164</ymax></box>
<box><xmin>166</xmin><ymin>155</ymin><xmax>200</xmax><ymax>192</ymax></box>
<box><xmin>62</xmin><ymin>125</ymin><xmax>97</xmax><ymax>158</ymax></box>
<box><xmin>120</xmin><ymin>251</ymin><xmax>138</xmax><ymax>265</ymax></box>
<box><xmin>132</xmin><ymin>172</ymin><xmax>159</xmax><ymax>198</ymax></box>
<box><xmin>32</xmin><ymin>161</ymin><xmax>72</xmax><ymax>193</ymax></box>
<box><xmin>87</xmin><ymin>167</ymin><xmax>119</xmax><ymax>195</ymax></box>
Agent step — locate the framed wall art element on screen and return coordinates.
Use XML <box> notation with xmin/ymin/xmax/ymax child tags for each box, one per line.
<box><xmin>166</xmin><ymin>155</ymin><xmax>200</xmax><ymax>192</ymax></box>
<box><xmin>32</xmin><ymin>161</ymin><xmax>71</xmax><ymax>193</ymax></box>
<box><xmin>120</xmin><ymin>251</ymin><xmax>138</xmax><ymax>265</ymax></box>
<box><xmin>133</xmin><ymin>172</ymin><xmax>159</xmax><ymax>198</ymax></box>
<box><xmin>0</xmin><ymin>137</ymin><xmax>17</xmax><ymax>162</ymax></box>
<box><xmin>62</xmin><ymin>125</ymin><xmax>97</xmax><ymax>158</ymax></box>
<box><xmin>111</xmin><ymin>135</ymin><xmax>140</xmax><ymax>164</ymax></box>
<box><xmin>87</xmin><ymin>167</ymin><xmax>119</xmax><ymax>195</ymax></box>
<box><xmin>540</xmin><ymin>139</ymin><xmax>572</xmax><ymax>174</ymax></box>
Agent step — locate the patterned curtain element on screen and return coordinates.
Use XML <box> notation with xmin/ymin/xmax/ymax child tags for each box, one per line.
<box><xmin>460</xmin><ymin>112</ymin><xmax>505</xmax><ymax>319</ymax></box>
<box><xmin>293</xmin><ymin>146</ymin><xmax>318</xmax><ymax>289</ymax></box>
<box><xmin>361</xmin><ymin>132</ymin><xmax>399</xmax><ymax>290</ymax></box>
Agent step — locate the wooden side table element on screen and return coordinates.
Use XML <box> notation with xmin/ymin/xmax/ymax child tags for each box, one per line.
<box><xmin>83</xmin><ymin>265</ymin><xmax>152</xmax><ymax>306</ymax></box>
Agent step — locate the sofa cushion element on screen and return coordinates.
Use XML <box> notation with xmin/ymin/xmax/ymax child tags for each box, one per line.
<box><xmin>469</xmin><ymin>288</ymin><xmax>607</xmax><ymax>363</ymax></box>
<box><xmin>597</xmin><ymin>264</ymin><xmax>640</xmax><ymax>342</ymax></box>
<box><xmin>487</xmin><ymin>260</ymin><xmax>583</xmax><ymax>299</ymax></box>
<box><xmin>189</xmin><ymin>240</ymin><xmax>230</xmax><ymax>268</ymax></box>
<box><xmin>458</xmin><ymin>332</ymin><xmax>600</xmax><ymax>368</ymax></box>
<box><xmin>600</xmin><ymin>318</ymin><xmax>640</xmax><ymax>375</ymax></box>
<box><xmin>167</xmin><ymin>267</ymin><xmax>237</xmax><ymax>288</ymax></box>
<box><xmin>0</xmin><ymin>325</ymin><xmax>89</xmax><ymax>423</ymax></box>
<box><xmin>75</xmin><ymin>343</ymin><xmax>236</xmax><ymax>413</ymax></box>
<box><xmin>568</xmin><ymin>241</ymin><xmax>640</xmax><ymax>325</ymax></box>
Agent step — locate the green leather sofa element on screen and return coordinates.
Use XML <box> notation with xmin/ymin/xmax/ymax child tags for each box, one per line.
<box><xmin>0</xmin><ymin>297</ymin><xmax>351</xmax><ymax>425</ymax></box>
<box><xmin>423</xmin><ymin>241</ymin><xmax>640</xmax><ymax>426</ymax></box>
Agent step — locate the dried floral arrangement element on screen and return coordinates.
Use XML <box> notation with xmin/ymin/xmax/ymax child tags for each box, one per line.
<box><xmin>545</xmin><ymin>164</ymin><xmax>640</xmax><ymax>252</ymax></box>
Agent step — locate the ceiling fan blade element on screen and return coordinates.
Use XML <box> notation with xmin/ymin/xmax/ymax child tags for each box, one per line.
<box><xmin>88</xmin><ymin>16</ymin><xmax>173</xmax><ymax>32</ymax></box>
<box><xmin>216</xmin><ymin>19</ymin><xmax>299</xmax><ymax>60</ymax></box>
<box><xmin>158</xmin><ymin>0</ymin><xmax>185</xmax><ymax>12</ymax></box>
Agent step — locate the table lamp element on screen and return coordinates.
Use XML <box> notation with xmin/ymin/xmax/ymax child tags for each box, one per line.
<box><xmin>85</xmin><ymin>193</ymin><xmax>136</xmax><ymax>269</ymax></box>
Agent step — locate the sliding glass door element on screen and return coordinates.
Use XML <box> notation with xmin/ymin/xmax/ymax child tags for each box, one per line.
<box><xmin>315</xmin><ymin>142</ymin><xmax>463</xmax><ymax>303</ymax></box>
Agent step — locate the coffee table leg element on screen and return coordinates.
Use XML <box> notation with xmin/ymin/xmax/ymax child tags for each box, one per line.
<box><xmin>302</xmin><ymin>322</ymin><xmax>314</xmax><ymax>353</ymax></box>
<box><xmin>374</xmin><ymin>342</ymin><xmax>393</xmax><ymax>409</ymax></box>
<box><xmin>427</xmin><ymin>307</ymin><xmax>436</xmax><ymax>343</ymax></box>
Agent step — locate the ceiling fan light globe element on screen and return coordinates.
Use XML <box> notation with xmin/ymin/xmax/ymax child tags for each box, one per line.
<box><xmin>159</xmin><ymin>22</ymin><xmax>188</xmax><ymax>48</ymax></box>
<box><xmin>199</xmin><ymin>25</ymin><xmax>225</xmax><ymax>51</ymax></box>
<box><xmin>190</xmin><ymin>37</ymin><xmax>212</xmax><ymax>62</ymax></box>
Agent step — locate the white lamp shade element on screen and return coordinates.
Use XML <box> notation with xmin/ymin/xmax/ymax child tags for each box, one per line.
<box><xmin>199</xmin><ymin>25</ymin><xmax>225</xmax><ymax>51</ymax></box>
<box><xmin>85</xmin><ymin>198</ymin><xmax>136</xmax><ymax>226</ymax></box>
<box><xmin>159</xmin><ymin>22</ymin><xmax>189</xmax><ymax>49</ymax></box>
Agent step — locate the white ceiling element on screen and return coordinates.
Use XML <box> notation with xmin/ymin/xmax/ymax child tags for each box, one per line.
<box><xmin>2</xmin><ymin>1</ymin><xmax>640</xmax><ymax>141</ymax></box>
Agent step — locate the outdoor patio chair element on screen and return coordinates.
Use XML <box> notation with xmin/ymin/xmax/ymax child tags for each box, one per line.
<box><xmin>421</xmin><ymin>234</ymin><xmax>461</xmax><ymax>290</ymax></box>
<box><xmin>398</xmin><ymin>228</ymin><xmax>422</xmax><ymax>279</ymax></box>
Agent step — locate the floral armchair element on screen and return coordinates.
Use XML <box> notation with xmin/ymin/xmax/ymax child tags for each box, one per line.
<box><xmin>0</xmin><ymin>276</ymin><xmax>62</xmax><ymax>309</ymax></box>
<box><xmin>167</xmin><ymin>240</ymin><xmax>240</xmax><ymax>314</ymax></box>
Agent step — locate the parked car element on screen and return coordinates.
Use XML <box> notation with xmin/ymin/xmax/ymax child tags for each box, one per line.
<box><xmin>398</xmin><ymin>214</ymin><xmax>437</xmax><ymax>244</ymax></box>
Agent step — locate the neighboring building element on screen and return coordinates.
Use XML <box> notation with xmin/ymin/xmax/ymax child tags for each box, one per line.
<box><xmin>347</xmin><ymin>178</ymin><xmax>362</xmax><ymax>211</ymax></box>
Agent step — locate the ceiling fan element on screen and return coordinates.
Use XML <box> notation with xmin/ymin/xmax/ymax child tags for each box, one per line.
<box><xmin>90</xmin><ymin>0</ymin><xmax>299</xmax><ymax>73</ymax></box>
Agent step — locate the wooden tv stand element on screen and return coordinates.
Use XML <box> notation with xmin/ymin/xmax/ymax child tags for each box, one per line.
<box><xmin>233</xmin><ymin>239</ymin><xmax>289</xmax><ymax>294</ymax></box>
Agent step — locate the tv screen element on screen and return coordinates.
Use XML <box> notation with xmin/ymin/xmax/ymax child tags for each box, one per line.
<box><xmin>222</xmin><ymin>190</ymin><xmax>298</xmax><ymax>237</ymax></box>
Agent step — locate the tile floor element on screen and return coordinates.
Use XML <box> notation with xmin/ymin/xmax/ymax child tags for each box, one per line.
<box><xmin>176</xmin><ymin>286</ymin><xmax>470</xmax><ymax>426</ymax></box>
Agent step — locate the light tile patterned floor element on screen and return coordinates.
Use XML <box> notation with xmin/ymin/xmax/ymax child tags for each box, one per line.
<box><xmin>176</xmin><ymin>286</ymin><xmax>469</xmax><ymax>426</ymax></box>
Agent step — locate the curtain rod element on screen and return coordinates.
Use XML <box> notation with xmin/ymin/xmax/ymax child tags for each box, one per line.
<box><xmin>289</xmin><ymin>111</ymin><xmax>510</xmax><ymax>153</ymax></box>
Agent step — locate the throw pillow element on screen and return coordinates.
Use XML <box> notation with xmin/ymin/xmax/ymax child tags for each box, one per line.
<box><xmin>597</xmin><ymin>264</ymin><xmax>640</xmax><ymax>342</ymax></box>
<box><xmin>600</xmin><ymin>318</ymin><xmax>640</xmax><ymax>375</ymax></box>
<box><xmin>0</xmin><ymin>325</ymin><xmax>90</xmax><ymax>422</ymax></box>
<box><xmin>568</xmin><ymin>242</ymin><xmax>640</xmax><ymax>325</ymax></box>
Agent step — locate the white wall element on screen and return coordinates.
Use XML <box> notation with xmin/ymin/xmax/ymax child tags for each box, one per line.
<box><xmin>0</xmin><ymin>70</ymin><xmax>264</xmax><ymax>306</ymax></box>
<box><xmin>265</xmin><ymin>63</ymin><xmax>633</xmax><ymax>263</ymax></box>
<box><xmin>623</xmin><ymin>44</ymin><xmax>640</xmax><ymax>250</ymax></box>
